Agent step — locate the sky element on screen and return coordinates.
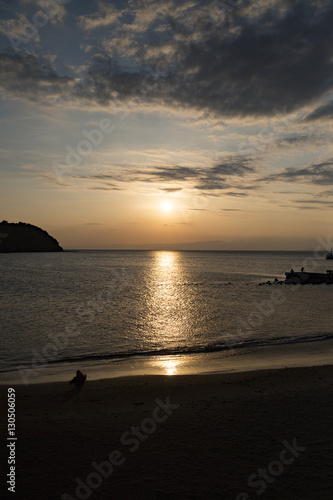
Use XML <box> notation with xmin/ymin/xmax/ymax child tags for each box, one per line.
<box><xmin>0</xmin><ymin>0</ymin><xmax>333</xmax><ymax>250</ymax></box>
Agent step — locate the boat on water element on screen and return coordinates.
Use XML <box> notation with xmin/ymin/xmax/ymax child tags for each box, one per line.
<box><xmin>326</xmin><ymin>249</ymin><xmax>333</xmax><ymax>259</ymax></box>
<box><xmin>285</xmin><ymin>269</ymin><xmax>333</xmax><ymax>284</ymax></box>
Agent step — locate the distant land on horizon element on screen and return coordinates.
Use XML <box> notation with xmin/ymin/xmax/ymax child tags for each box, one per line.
<box><xmin>68</xmin><ymin>239</ymin><xmax>327</xmax><ymax>252</ymax></box>
<box><xmin>1</xmin><ymin>221</ymin><xmax>328</xmax><ymax>253</ymax></box>
<box><xmin>0</xmin><ymin>221</ymin><xmax>63</xmax><ymax>253</ymax></box>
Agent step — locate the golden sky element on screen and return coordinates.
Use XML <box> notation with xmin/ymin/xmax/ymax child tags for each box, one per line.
<box><xmin>1</xmin><ymin>0</ymin><xmax>333</xmax><ymax>249</ymax></box>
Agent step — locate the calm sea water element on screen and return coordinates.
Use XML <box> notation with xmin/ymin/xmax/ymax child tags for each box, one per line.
<box><xmin>1</xmin><ymin>250</ymin><xmax>333</xmax><ymax>383</ymax></box>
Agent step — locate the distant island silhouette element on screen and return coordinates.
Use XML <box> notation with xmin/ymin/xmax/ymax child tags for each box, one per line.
<box><xmin>0</xmin><ymin>221</ymin><xmax>63</xmax><ymax>253</ymax></box>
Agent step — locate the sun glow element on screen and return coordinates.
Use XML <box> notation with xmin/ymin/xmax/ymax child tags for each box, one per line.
<box><xmin>161</xmin><ymin>201</ymin><xmax>174</xmax><ymax>213</ymax></box>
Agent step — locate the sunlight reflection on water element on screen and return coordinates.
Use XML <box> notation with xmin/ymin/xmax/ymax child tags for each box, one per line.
<box><xmin>146</xmin><ymin>251</ymin><xmax>192</xmax><ymax>345</ymax></box>
<box><xmin>2</xmin><ymin>250</ymin><xmax>333</xmax><ymax>380</ymax></box>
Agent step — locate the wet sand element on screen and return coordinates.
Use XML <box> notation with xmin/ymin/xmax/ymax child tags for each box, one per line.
<box><xmin>1</xmin><ymin>365</ymin><xmax>333</xmax><ymax>499</ymax></box>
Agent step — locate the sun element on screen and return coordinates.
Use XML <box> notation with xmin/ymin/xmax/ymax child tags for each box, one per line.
<box><xmin>161</xmin><ymin>201</ymin><xmax>174</xmax><ymax>213</ymax></box>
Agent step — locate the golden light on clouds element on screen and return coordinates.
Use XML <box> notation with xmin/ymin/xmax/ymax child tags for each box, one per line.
<box><xmin>1</xmin><ymin>0</ymin><xmax>333</xmax><ymax>251</ymax></box>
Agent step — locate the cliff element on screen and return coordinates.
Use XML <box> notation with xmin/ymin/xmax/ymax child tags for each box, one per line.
<box><xmin>0</xmin><ymin>221</ymin><xmax>63</xmax><ymax>253</ymax></box>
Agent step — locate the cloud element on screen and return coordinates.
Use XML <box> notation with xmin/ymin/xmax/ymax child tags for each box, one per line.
<box><xmin>1</xmin><ymin>0</ymin><xmax>333</xmax><ymax>119</ymax></box>
<box><xmin>79</xmin><ymin>0</ymin><xmax>333</xmax><ymax>117</ymax></box>
<box><xmin>144</xmin><ymin>156</ymin><xmax>254</xmax><ymax>188</ymax></box>
<box><xmin>210</xmin><ymin>157</ymin><xmax>254</xmax><ymax>176</ymax></box>
<box><xmin>292</xmin><ymin>200</ymin><xmax>333</xmax><ymax>205</ymax></box>
<box><xmin>89</xmin><ymin>186</ymin><xmax>122</xmax><ymax>190</ymax></box>
<box><xmin>320</xmin><ymin>190</ymin><xmax>333</xmax><ymax>197</ymax></box>
<box><xmin>62</xmin><ymin>154</ymin><xmax>256</xmax><ymax>194</ymax></box>
<box><xmin>25</xmin><ymin>0</ymin><xmax>68</xmax><ymax>25</ymax></box>
<box><xmin>224</xmin><ymin>192</ymin><xmax>249</xmax><ymax>197</ymax></box>
<box><xmin>292</xmin><ymin>199</ymin><xmax>333</xmax><ymax>210</ymax></box>
<box><xmin>193</xmin><ymin>156</ymin><xmax>255</xmax><ymax>191</ymax></box>
<box><xmin>0</xmin><ymin>52</ymin><xmax>75</xmax><ymax>103</ymax></box>
<box><xmin>78</xmin><ymin>1</ymin><xmax>122</xmax><ymax>31</ymax></box>
<box><xmin>275</xmin><ymin>134</ymin><xmax>321</xmax><ymax>147</ymax></box>
<box><xmin>221</xmin><ymin>208</ymin><xmax>243</xmax><ymax>211</ymax></box>
<box><xmin>305</xmin><ymin>101</ymin><xmax>333</xmax><ymax>121</ymax></box>
<box><xmin>145</xmin><ymin>165</ymin><xmax>198</xmax><ymax>182</ymax></box>
<box><xmin>159</xmin><ymin>187</ymin><xmax>183</xmax><ymax>192</ymax></box>
<box><xmin>261</xmin><ymin>159</ymin><xmax>333</xmax><ymax>186</ymax></box>
<box><xmin>0</xmin><ymin>15</ymin><xmax>41</xmax><ymax>44</ymax></box>
<box><xmin>0</xmin><ymin>0</ymin><xmax>67</xmax><ymax>47</ymax></box>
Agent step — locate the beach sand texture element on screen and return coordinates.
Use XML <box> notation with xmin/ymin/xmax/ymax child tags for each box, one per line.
<box><xmin>1</xmin><ymin>366</ymin><xmax>333</xmax><ymax>499</ymax></box>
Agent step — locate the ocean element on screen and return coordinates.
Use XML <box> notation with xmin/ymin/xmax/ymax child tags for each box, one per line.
<box><xmin>1</xmin><ymin>250</ymin><xmax>333</xmax><ymax>384</ymax></box>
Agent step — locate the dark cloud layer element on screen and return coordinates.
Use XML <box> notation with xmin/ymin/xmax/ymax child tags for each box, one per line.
<box><xmin>261</xmin><ymin>159</ymin><xmax>333</xmax><ymax>186</ymax></box>
<box><xmin>0</xmin><ymin>52</ymin><xmax>73</xmax><ymax>101</ymax></box>
<box><xmin>73</xmin><ymin>155</ymin><xmax>256</xmax><ymax>192</ymax></box>
<box><xmin>1</xmin><ymin>0</ymin><xmax>333</xmax><ymax>118</ymax></box>
<box><xmin>276</xmin><ymin>134</ymin><xmax>321</xmax><ymax>147</ymax></box>
<box><xmin>306</xmin><ymin>101</ymin><xmax>333</xmax><ymax>121</ymax></box>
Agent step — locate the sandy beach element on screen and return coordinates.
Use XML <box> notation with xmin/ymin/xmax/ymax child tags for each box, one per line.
<box><xmin>1</xmin><ymin>365</ymin><xmax>333</xmax><ymax>499</ymax></box>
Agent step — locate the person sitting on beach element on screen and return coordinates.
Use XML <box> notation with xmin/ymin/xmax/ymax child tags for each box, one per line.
<box><xmin>70</xmin><ymin>370</ymin><xmax>87</xmax><ymax>385</ymax></box>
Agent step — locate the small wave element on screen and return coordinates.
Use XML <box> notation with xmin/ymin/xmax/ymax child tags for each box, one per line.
<box><xmin>35</xmin><ymin>331</ymin><xmax>333</xmax><ymax>366</ymax></box>
<box><xmin>2</xmin><ymin>332</ymin><xmax>333</xmax><ymax>374</ymax></box>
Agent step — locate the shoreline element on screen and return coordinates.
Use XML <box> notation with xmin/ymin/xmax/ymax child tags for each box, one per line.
<box><xmin>2</xmin><ymin>337</ymin><xmax>333</xmax><ymax>386</ymax></box>
<box><xmin>1</xmin><ymin>364</ymin><xmax>333</xmax><ymax>499</ymax></box>
<box><xmin>1</xmin><ymin>361</ymin><xmax>333</xmax><ymax>388</ymax></box>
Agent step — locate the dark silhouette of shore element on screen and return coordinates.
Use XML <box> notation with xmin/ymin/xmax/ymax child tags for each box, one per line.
<box><xmin>0</xmin><ymin>221</ymin><xmax>63</xmax><ymax>253</ymax></box>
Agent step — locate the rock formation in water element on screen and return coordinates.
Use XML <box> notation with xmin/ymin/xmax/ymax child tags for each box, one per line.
<box><xmin>0</xmin><ymin>221</ymin><xmax>63</xmax><ymax>252</ymax></box>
